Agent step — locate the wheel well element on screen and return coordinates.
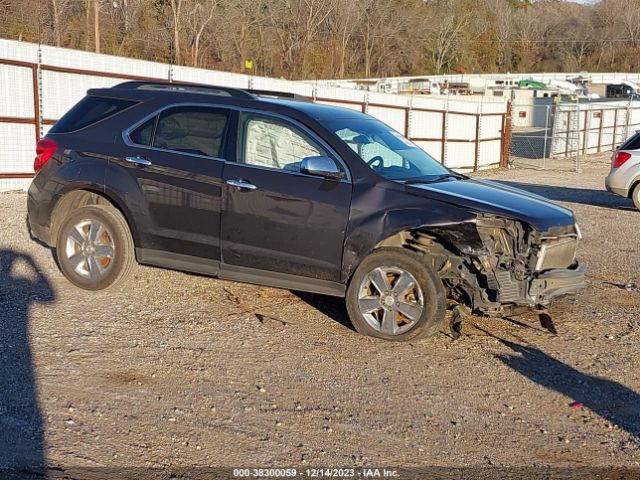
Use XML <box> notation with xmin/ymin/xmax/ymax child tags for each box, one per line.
<box><xmin>374</xmin><ymin>229</ymin><xmax>448</xmax><ymax>256</ymax></box>
<box><xmin>50</xmin><ymin>189</ymin><xmax>128</xmax><ymax>245</ymax></box>
<box><xmin>370</xmin><ymin>229</ymin><xmax>454</xmax><ymax>275</ymax></box>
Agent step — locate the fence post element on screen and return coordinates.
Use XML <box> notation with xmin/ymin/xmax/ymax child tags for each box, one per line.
<box><xmin>583</xmin><ymin>103</ymin><xmax>589</xmax><ymax>157</ymax></box>
<box><xmin>473</xmin><ymin>107</ymin><xmax>480</xmax><ymax>172</ymax></box>
<box><xmin>575</xmin><ymin>98</ymin><xmax>581</xmax><ymax>173</ymax></box>
<box><xmin>612</xmin><ymin>108</ymin><xmax>619</xmax><ymax>150</ymax></box>
<box><xmin>542</xmin><ymin>105</ymin><xmax>550</xmax><ymax>169</ymax></box>
<box><xmin>565</xmin><ymin>109</ymin><xmax>570</xmax><ymax>158</ymax></box>
<box><xmin>549</xmin><ymin>102</ymin><xmax>558</xmax><ymax>160</ymax></box>
<box><xmin>441</xmin><ymin>97</ymin><xmax>449</xmax><ymax>166</ymax></box>
<box><xmin>33</xmin><ymin>45</ymin><xmax>43</xmax><ymax>142</ymax></box>
<box><xmin>500</xmin><ymin>100</ymin><xmax>511</xmax><ymax>168</ymax></box>
<box><xmin>404</xmin><ymin>94</ymin><xmax>412</xmax><ymax>139</ymax></box>
<box><xmin>624</xmin><ymin>97</ymin><xmax>632</xmax><ymax>141</ymax></box>
<box><xmin>597</xmin><ymin>108</ymin><xmax>603</xmax><ymax>152</ymax></box>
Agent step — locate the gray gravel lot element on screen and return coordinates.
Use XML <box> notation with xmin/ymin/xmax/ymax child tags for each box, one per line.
<box><xmin>0</xmin><ymin>159</ymin><xmax>639</xmax><ymax>475</ymax></box>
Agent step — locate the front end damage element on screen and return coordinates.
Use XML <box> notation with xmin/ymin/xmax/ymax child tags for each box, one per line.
<box><xmin>390</xmin><ymin>214</ymin><xmax>585</xmax><ymax>318</ymax></box>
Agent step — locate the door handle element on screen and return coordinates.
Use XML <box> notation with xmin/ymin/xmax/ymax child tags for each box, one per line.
<box><xmin>226</xmin><ymin>179</ymin><xmax>257</xmax><ymax>191</ymax></box>
<box><xmin>125</xmin><ymin>156</ymin><xmax>152</xmax><ymax>167</ymax></box>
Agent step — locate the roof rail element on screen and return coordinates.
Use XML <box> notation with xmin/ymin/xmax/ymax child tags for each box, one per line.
<box><xmin>113</xmin><ymin>81</ymin><xmax>255</xmax><ymax>100</ymax></box>
<box><xmin>247</xmin><ymin>89</ymin><xmax>312</xmax><ymax>102</ymax></box>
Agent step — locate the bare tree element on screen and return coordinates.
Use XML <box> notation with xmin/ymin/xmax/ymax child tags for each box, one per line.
<box><xmin>185</xmin><ymin>0</ymin><xmax>218</xmax><ymax>67</ymax></box>
<box><xmin>93</xmin><ymin>0</ymin><xmax>100</xmax><ymax>52</ymax></box>
<box><xmin>424</xmin><ymin>0</ymin><xmax>471</xmax><ymax>73</ymax></box>
<box><xmin>50</xmin><ymin>0</ymin><xmax>73</xmax><ymax>47</ymax></box>
<box><xmin>0</xmin><ymin>0</ymin><xmax>637</xmax><ymax>78</ymax></box>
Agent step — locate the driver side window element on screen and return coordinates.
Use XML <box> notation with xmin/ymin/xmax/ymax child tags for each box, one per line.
<box><xmin>239</xmin><ymin>114</ymin><xmax>325</xmax><ymax>172</ymax></box>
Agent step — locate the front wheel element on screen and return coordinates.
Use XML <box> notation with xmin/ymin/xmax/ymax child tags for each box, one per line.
<box><xmin>55</xmin><ymin>204</ymin><xmax>136</xmax><ymax>290</ymax></box>
<box><xmin>346</xmin><ymin>248</ymin><xmax>446</xmax><ymax>341</ymax></box>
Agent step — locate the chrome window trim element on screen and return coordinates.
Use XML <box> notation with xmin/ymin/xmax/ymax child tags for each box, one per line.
<box><xmin>121</xmin><ymin>102</ymin><xmax>352</xmax><ymax>182</ymax></box>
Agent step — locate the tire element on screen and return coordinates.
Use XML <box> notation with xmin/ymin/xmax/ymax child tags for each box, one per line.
<box><xmin>632</xmin><ymin>183</ymin><xmax>640</xmax><ymax>211</ymax></box>
<box><xmin>55</xmin><ymin>204</ymin><xmax>135</xmax><ymax>290</ymax></box>
<box><xmin>345</xmin><ymin>248</ymin><xmax>446</xmax><ymax>342</ymax></box>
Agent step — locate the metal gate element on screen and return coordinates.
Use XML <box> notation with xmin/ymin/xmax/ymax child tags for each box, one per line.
<box><xmin>508</xmin><ymin>98</ymin><xmax>640</xmax><ymax>171</ymax></box>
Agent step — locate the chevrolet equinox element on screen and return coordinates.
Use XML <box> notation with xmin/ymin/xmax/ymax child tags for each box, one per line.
<box><xmin>27</xmin><ymin>81</ymin><xmax>585</xmax><ymax>341</ymax></box>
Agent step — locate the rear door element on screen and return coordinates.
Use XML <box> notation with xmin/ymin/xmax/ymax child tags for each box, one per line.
<box><xmin>220</xmin><ymin>112</ymin><xmax>352</xmax><ymax>282</ymax></box>
<box><xmin>112</xmin><ymin>105</ymin><xmax>233</xmax><ymax>262</ymax></box>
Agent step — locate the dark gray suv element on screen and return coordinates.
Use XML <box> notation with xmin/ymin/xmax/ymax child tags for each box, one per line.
<box><xmin>27</xmin><ymin>81</ymin><xmax>585</xmax><ymax>341</ymax></box>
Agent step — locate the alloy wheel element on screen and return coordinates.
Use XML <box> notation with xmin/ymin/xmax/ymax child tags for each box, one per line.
<box><xmin>357</xmin><ymin>266</ymin><xmax>424</xmax><ymax>335</ymax></box>
<box><xmin>64</xmin><ymin>219</ymin><xmax>115</xmax><ymax>281</ymax></box>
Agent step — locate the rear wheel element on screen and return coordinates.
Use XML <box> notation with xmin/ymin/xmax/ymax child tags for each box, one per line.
<box><xmin>55</xmin><ymin>204</ymin><xmax>135</xmax><ymax>290</ymax></box>
<box><xmin>346</xmin><ymin>248</ymin><xmax>446</xmax><ymax>341</ymax></box>
<box><xmin>632</xmin><ymin>183</ymin><xmax>640</xmax><ymax>211</ymax></box>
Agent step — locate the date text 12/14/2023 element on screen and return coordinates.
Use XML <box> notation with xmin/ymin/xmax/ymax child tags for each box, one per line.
<box><xmin>232</xmin><ymin>468</ymin><xmax>400</xmax><ymax>478</ymax></box>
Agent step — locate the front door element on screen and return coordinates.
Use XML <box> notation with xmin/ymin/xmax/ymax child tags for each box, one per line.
<box><xmin>221</xmin><ymin>112</ymin><xmax>351</xmax><ymax>282</ymax></box>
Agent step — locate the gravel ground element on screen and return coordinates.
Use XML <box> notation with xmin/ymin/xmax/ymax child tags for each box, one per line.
<box><xmin>0</xmin><ymin>157</ymin><xmax>639</xmax><ymax>477</ymax></box>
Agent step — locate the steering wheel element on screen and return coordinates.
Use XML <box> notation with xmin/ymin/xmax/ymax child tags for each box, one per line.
<box><xmin>367</xmin><ymin>155</ymin><xmax>384</xmax><ymax>169</ymax></box>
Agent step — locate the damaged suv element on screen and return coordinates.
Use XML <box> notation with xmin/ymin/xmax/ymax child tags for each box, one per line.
<box><xmin>27</xmin><ymin>81</ymin><xmax>585</xmax><ymax>341</ymax></box>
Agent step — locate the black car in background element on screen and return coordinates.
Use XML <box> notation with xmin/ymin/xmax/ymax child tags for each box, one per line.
<box><xmin>27</xmin><ymin>81</ymin><xmax>585</xmax><ymax>341</ymax></box>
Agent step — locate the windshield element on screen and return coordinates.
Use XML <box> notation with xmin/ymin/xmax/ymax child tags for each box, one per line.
<box><xmin>321</xmin><ymin>116</ymin><xmax>451</xmax><ymax>182</ymax></box>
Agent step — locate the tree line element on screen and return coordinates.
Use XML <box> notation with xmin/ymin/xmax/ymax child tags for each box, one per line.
<box><xmin>0</xmin><ymin>0</ymin><xmax>638</xmax><ymax>80</ymax></box>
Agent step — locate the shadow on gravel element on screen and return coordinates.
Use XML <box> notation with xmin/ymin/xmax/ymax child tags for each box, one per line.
<box><xmin>497</xmin><ymin>181</ymin><xmax>635</xmax><ymax>210</ymax></box>
<box><xmin>0</xmin><ymin>249</ymin><xmax>55</xmax><ymax>475</ymax></box>
<box><xmin>496</xmin><ymin>337</ymin><xmax>640</xmax><ymax>441</ymax></box>
<box><xmin>292</xmin><ymin>292</ymin><xmax>356</xmax><ymax>332</ymax></box>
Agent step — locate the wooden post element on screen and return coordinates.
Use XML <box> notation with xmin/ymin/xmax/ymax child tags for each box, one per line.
<box><xmin>500</xmin><ymin>103</ymin><xmax>512</xmax><ymax>168</ymax></box>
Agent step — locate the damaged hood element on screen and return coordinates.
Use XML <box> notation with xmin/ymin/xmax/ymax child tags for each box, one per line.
<box><xmin>406</xmin><ymin>178</ymin><xmax>575</xmax><ymax>232</ymax></box>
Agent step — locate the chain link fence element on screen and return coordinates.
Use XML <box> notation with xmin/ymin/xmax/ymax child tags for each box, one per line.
<box><xmin>508</xmin><ymin>102</ymin><xmax>555</xmax><ymax>169</ymax></box>
<box><xmin>508</xmin><ymin>98</ymin><xmax>640</xmax><ymax>171</ymax></box>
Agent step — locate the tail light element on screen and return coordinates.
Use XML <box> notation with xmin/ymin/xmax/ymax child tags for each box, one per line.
<box><xmin>34</xmin><ymin>137</ymin><xmax>57</xmax><ymax>171</ymax></box>
<box><xmin>613</xmin><ymin>151</ymin><xmax>631</xmax><ymax>169</ymax></box>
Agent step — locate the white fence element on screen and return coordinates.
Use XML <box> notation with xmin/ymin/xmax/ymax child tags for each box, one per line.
<box><xmin>0</xmin><ymin>39</ymin><xmax>508</xmax><ymax>191</ymax></box>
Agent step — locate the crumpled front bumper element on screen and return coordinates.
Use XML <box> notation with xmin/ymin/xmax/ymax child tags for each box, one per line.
<box><xmin>528</xmin><ymin>263</ymin><xmax>586</xmax><ymax>305</ymax></box>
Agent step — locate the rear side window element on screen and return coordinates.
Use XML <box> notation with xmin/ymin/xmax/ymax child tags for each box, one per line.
<box><xmin>152</xmin><ymin>107</ymin><xmax>228</xmax><ymax>158</ymax></box>
<box><xmin>621</xmin><ymin>133</ymin><xmax>640</xmax><ymax>151</ymax></box>
<box><xmin>50</xmin><ymin>96</ymin><xmax>136</xmax><ymax>133</ymax></box>
<box><xmin>129</xmin><ymin>118</ymin><xmax>155</xmax><ymax>146</ymax></box>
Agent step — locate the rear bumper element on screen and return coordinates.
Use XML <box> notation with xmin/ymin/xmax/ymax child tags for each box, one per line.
<box><xmin>605</xmin><ymin>175</ymin><xmax>628</xmax><ymax>197</ymax></box>
<box><xmin>27</xmin><ymin>179</ymin><xmax>54</xmax><ymax>246</ymax></box>
<box><xmin>528</xmin><ymin>264</ymin><xmax>586</xmax><ymax>304</ymax></box>
<box><xmin>27</xmin><ymin>211</ymin><xmax>51</xmax><ymax>245</ymax></box>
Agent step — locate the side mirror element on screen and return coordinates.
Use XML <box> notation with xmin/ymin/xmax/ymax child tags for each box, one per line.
<box><xmin>300</xmin><ymin>156</ymin><xmax>345</xmax><ymax>180</ymax></box>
